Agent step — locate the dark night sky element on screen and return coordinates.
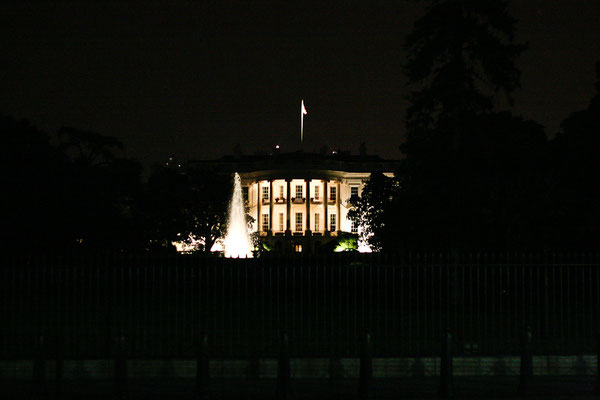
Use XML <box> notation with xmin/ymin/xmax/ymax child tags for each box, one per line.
<box><xmin>1</xmin><ymin>1</ymin><xmax>599</xmax><ymax>168</ymax></box>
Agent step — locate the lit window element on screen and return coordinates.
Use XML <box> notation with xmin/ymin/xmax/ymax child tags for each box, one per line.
<box><xmin>330</xmin><ymin>214</ymin><xmax>337</xmax><ymax>231</ymax></box>
<box><xmin>279</xmin><ymin>185</ymin><xmax>284</xmax><ymax>199</ymax></box>
<box><xmin>314</xmin><ymin>186</ymin><xmax>320</xmax><ymax>200</ymax></box>
<box><xmin>351</xmin><ymin>220</ymin><xmax>358</xmax><ymax>234</ymax></box>
<box><xmin>351</xmin><ymin>186</ymin><xmax>359</xmax><ymax>198</ymax></box>
<box><xmin>262</xmin><ymin>214</ymin><xmax>269</xmax><ymax>231</ymax></box>
<box><xmin>330</xmin><ymin>186</ymin><xmax>337</xmax><ymax>202</ymax></box>
<box><xmin>295</xmin><ymin>244</ymin><xmax>303</xmax><ymax>252</ymax></box>
<box><xmin>295</xmin><ymin>185</ymin><xmax>303</xmax><ymax>199</ymax></box>
<box><xmin>295</xmin><ymin>212</ymin><xmax>303</xmax><ymax>232</ymax></box>
<box><xmin>314</xmin><ymin>213</ymin><xmax>320</xmax><ymax>231</ymax></box>
<box><xmin>279</xmin><ymin>213</ymin><xmax>284</xmax><ymax>231</ymax></box>
<box><xmin>262</xmin><ymin>186</ymin><xmax>269</xmax><ymax>200</ymax></box>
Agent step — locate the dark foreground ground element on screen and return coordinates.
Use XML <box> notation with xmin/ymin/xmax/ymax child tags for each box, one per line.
<box><xmin>2</xmin><ymin>377</ymin><xmax>598</xmax><ymax>399</ymax></box>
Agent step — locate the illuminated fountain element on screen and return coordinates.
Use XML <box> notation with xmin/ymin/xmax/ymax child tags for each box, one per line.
<box><xmin>223</xmin><ymin>172</ymin><xmax>253</xmax><ymax>258</ymax></box>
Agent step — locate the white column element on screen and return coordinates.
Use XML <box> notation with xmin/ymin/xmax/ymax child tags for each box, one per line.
<box><xmin>256</xmin><ymin>181</ymin><xmax>261</xmax><ymax>232</ymax></box>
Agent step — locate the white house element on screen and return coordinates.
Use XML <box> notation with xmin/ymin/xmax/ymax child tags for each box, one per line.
<box><xmin>194</xmin><ymin>150</ymin><xmax>397</xmax><ymax>253</ymax></box>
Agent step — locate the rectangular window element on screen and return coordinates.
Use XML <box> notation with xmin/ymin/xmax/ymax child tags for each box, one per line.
<box><xmin>242</xmin><ymin>186</ymin><xmax>249</xmax><ymax>202</ymax></box>
<box><xmin>280</xmin><ymin>185</ymin><xmax>284</xmax><ymax>199</ymax></box>
<box><xmin>351</xmin><ymin>186</ymin><xmax>359</xmax><ymax>198</ymax></box>
<box><xmin>279</xmin><ymin>213</ymin><xmax>284</xmax><ymax>231</ymax></box>
<box><xmin>294</xmin><ymin>244</ymin><xmax>303</xmax><ymax>252</ymax></box>
<box><xmin>295</xmin><ymin>185</ymin><xmax>303</xmax><ymax>199</ymax></box>
<box><xmin>295</xmin><ymin>212</ymin><xmax>303</xmax><ymax>232</ymax></box>
<box><xmin>262</xmin><ymin>214</ymin><xmax>269</xmax><ymax>231</ymax></box>
<box><xmin>314</xmin><ymin>213</ymin><xmax>320</xmax><ymax>231</ymax></box>
<box><xmin>262</xmin><ymin>186</ymin><xmax>269</xmax><ymax>200</ymax></box>
<box><xmin>351</xmin><ymin>220</ymin><xmax>358</xmax><ymax>234</ymax></box>
<box><xmin>330</xmin><ymin>186</ymin><xmax>337</xmax><ymax>202</ymax></box>
<box><xmin>314</xmin><ymin>186</ymin><xmax>320</xmax><ymax>200</ymax></box>
<box><xmin>330</xmin><ymin>214</ymin><xmax>337</xmax><ymax>231</ymax></box>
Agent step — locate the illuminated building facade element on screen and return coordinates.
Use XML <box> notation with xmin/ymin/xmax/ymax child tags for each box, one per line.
<box><xmin>194</xmin><ymin>151</ymin><xmax>397</xmax><ymax>253</ymax></box>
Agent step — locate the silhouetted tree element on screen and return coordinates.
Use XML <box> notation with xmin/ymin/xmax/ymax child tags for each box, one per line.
<box><xmin>142</xmin><ymin>166</ymin><xmax>189</xmax><ymax>252</ymax></box>
<box><xmin>446</xmin><ymin>113</ymin><xmax>548</xmax><ymax>249</ymax></box>
<box><xmin>386</xmin><ymin>0</ymin><xmax>536</xmax><ymax>251</ymax></box>
<box><xmin>142</xmin><ymin>166</ymin><xmax>231</xmax><ymax>252</ymax></box>
<box><xmin>404</xmin><ymin>0</ymin><xmax>526</xmax><ymax>137</ymax></box>
<box><xmin>58</xmin><ymin>127</ymin><xmax>124</xmax><ymax>167</ymax></box>
<box><xmin>347</xmin><ymin>172</ymin><xmax>399</xmax><ymax>252</ymax></box>
<box><xmin>548</xmin><ymin>62</ymin><xmax>600</xmax><ymax>249</ymax></box>
<box><xmin>185</xmin><ymin>167</ymin><xmax>231</xmax><ymax>252</ymax></box>
<box><xmin>347</xmin><ymin>0</ymin><xmax>557</xmax><ymax>252</ymax></box>
<box><xmin>57</xmin><ymin>127</ymin><xmax>143</xmax><ymax>251</ymax></box>
<box><xmin>0</xmin><ymin>116</ymin><xmax>67</xmax><ymax>251</ymax></box>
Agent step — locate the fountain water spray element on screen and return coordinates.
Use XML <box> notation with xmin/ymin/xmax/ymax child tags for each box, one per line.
<box><xmin>223</xmin><ymin>172</ymin><xmax>254</xmax><ymax>258</ymax></box>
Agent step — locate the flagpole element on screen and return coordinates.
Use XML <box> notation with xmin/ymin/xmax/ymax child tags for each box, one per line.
<box><xmin>300</xmin><ymin>100</ymin><xmax>307</xmax><ymax>147</ymax></box>
<box><xmin>300</xmin><ymin>101</ymin><xmax>304</xmax><ymax>145</ymax></box>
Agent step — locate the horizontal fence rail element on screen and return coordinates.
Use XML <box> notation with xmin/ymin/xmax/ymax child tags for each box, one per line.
<box><xmin>1</xmin><ymin>253</ymin><xmax>599</xmax><ymax>361</ymax></box>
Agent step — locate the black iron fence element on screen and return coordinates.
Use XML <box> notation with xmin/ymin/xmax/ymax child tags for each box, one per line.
<box><xmin>1</xmin><ymin>252</ymin><xmax>599</xmax><ymax>360</ymax></box>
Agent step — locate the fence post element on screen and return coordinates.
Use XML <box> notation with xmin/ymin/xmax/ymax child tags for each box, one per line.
<box><xmin>114</xmin><ymin>333</ymin><xmax>128</xmax><ymax>400</ymax></box>
<box><xmin>328</xmin><ymin>338</ymin><xmax>342</xmax><ymax>399</ymax></box>
<box><xmin>519</xmin><ymin>326</ymin><xmax>533</xmax><ymax>394</ymax></box>
<box><xmin>438</xmin><ymin>330</ymin><xmax>452</xmax><ymax>398</ymax></box>
<box><xmin>276</xmin><ymin>330</ymin><xmax>291</xmax><ymax>399</ymax></box>
<box><xmin>33</xmin><ymin>334</ymin><xmax>46</xmax><ymax>393</ymax></box>
<box><xmin>55</xmin><ymin>335</ymin><xmax>63</xmax><ymax>400</ymax></box>
<box><xmin>359</xmin><ymin>330</ymin><xmax>373</xmax><ymax>399</ymax></box>
<box><xmin>196</xmin><ymin>332</ymin><xmax>210</xmax><ymax>400</ymax></box>
<box><xmin>595</xmin><ymin>332</ymin><xmax>600</xmax><ymax>394</ymax></box>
